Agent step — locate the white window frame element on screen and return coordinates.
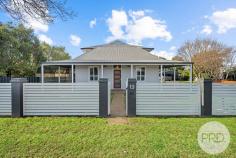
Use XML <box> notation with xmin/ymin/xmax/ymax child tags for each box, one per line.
<box><xmin>88</xmin><ymin>66</ymin><xmax>99</xmax><ymax>81</ymax></box>
<box><xmin>136</xmin><ymin>66</ymin><xmax>146</xmax><ymax>81</ymax></box>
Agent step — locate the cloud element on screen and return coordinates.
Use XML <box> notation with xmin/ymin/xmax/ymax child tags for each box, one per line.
<box><xmin>70</xmin><ymin>35</ymin><xmax>81</xmax><ymax>46</ymax></box>
<box><xmin>151</xmin><ymin>50</ymin><xmax>175</xmax><ymax>60</ymax></box>
<box><xmin>209</xmin><ymin>8</ymin><xmax>236</xmax><ymax>34</ymax></box>
<box><xmin>38</xmin><ymin>34</ymin><xmax>53</xmax><ymax>45</ymax></box>
<box><xmin>169</xmin><ymin>46</ymin><xmax>177</xmax><ymax>51</ymax></box>
<box><xmin>151</xmin><ymin>45</ymin><xmax>177</xmax><ymax>60</ymax></box>
<box><xmin>128</xmin><ymin>10</ymin><xmax>145</xmax><ymax>20</ymax></box>
<box><xmin>107</xmin><ymin>10</ymin><xmax>128</xmax><ymax>40</ymax></box>
<box><xmin>201</xmin><ymin>25</ymin><xmax>212</xmax><ymax>35</ymax></box>
<box><xmin>106</xmin><ymin>9</ymin><xmax>172</xmax><ymax>44</ymax></box>
<box><xmin>23</xmin><ymin>17</ymin><xmax>49</xmax><ymax>33</ymax></box>
<box><xmin>89</xmin><ymin>18</ymin><xmax>97</xmax><ymax>28</ymax></box>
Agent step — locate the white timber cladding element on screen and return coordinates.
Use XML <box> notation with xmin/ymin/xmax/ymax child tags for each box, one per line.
<box><xmin>136</xmin><ymin>83</ymin><xmax>201</xmax><ymax>115</ymax></box>
<box><xmin>23</xmin><ymin>83</ymin><xmax>99</xmax><ymax>116</ymax></box>
<box><xmin>103</xmin><ymin>66</ymin><xmax>113</xmax><ymax>89</ymax></box>
<box><xmin>0</xmin><ymin>83</ymin><xmax>11</xmax><ymax>115</ymax></box>
<box><xmin>212</xmin><ymin>83</ymin><xmax>236</xmax><ymax>115</ymax></box>
<box><xmin>121</xmin><ymin>65</ymin><xmax>130</xmax><ymax>89</ymax></box>
<box><xmin>75</xmin><ymin>65</ymin><xmax>160</xmax><ymax>89</ymax></box>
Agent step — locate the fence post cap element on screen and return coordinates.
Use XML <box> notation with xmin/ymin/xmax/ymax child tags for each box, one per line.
<box><xmin>128</xmin><ymin>78</ymin><xmax>137</xmax><ymax>82</ymax></box>
<box><xmin>203</xmin><ymin>79</ymin><xmax>212</xmax><ymax>83</ymax></box>
<box><xmin>10</xmin><ymin>78</ymin><xmax>28</xmax><ymax>83</ymax></box>
<box><xmin>99</xmin><ymin>78</ymin><xmax>108</xmax><ymax>82</ymax></box>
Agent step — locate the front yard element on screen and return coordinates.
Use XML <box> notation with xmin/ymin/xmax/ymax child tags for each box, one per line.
<box><xmin>0</xmin><ymin>117</ymin><xmax>235</xmax><ymax>157</ymax></box>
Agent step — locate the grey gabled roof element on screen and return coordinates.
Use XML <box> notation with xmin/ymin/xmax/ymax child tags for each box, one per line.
<box><xmin>81</xmin><ymin>40</ymin><xmax>154</xmax><ymax>52</ymax></box>
<box><xmin>43</xmin><ymin>40</ymin><xmax>193</xmax><ymax>65</ymax></box>
<box><xmin>73</xmin><ymin>40</ymin><xmax>160</xmax><ymax>62</ymax></box>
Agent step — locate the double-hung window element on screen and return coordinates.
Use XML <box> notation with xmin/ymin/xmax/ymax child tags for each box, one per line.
<box><xmin>89</xmin><ymin>67</ymin><xmax>98</xmax><ymax>81</ymax></box>
<box><xmin>136</xmin><ymin>67</ymin><xmax>145</xmax><ymax>81</ymax></box>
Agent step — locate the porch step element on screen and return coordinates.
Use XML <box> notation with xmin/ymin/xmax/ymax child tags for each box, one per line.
<box><xmin>110</xmin><ymin>90</ymin><xmax>126</xmax><ymax>117</ymax></box>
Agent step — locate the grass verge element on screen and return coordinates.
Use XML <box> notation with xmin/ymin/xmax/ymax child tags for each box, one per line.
<box><xmin>0</xmin><ymin>117</ymin><xmax>235</xmax><ymax>157</ymax></box>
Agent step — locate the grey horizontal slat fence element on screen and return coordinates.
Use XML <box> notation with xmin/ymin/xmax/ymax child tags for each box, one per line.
<box><xmin>0</xmin><ymin>83</ymin><xmax>12</xmax><ymax>115</ymax></box>
<box><xmin>23</xmin><ymin>82</ymin><xmax>99</xmax><ymax>116</ymax></box>
<box><xmin>212</xmin><ymin>83</ymin><xmax>236</xmax><ymax>115</ymax></box>
<box><xmin>136</xmin><ymin>83</ymin><xmax>201</xmax><ymax>115</ymax></box>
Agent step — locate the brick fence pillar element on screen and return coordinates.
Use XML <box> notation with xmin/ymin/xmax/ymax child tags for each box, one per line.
<box><xmin>11</xmin><ymin>78</ymin><xmax>27</xmax><ymax>117</ymax></box>
<box><xmin>127</xmin><ymin>78</ymin><xmax>136</xmax><ymax>117</ymax></box>
<box><xmin>201</xmin><ymin>79</ymin><xmax>212</xmax><ymax>116</ymax></box>
<box><xmin>99</xmin><ymin>78</ymin><xmax>108</xmax><ymax>117</ymax></box>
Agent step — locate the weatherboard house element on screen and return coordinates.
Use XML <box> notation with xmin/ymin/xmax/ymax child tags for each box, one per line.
<box><xmin>41</xmin><ymin>40</ymin><xmax>193</xmax><ymax>89</ymax></box>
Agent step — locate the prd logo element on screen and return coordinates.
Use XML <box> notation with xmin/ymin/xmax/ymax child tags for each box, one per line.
<box><xmin>198</xmin><ymin>121</ymin><xmax>230</xmax><ymax>155</ymax></box>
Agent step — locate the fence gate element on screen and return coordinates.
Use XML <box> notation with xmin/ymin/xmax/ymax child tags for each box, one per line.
<box><xmin>136</xmin><ymin>83</ymin><xmax>201</xmax><ymax>116</ymax></box>
<box><xmin>212</xmin><ymin>83</ymin><xmax>236</xmax><ymax>115</ymax></box>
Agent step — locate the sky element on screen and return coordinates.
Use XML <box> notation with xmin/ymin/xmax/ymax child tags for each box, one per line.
<box><xmin>0</xmin><ymin>0</ymin><xmax>236</xmax><ymax>59</ymax></box>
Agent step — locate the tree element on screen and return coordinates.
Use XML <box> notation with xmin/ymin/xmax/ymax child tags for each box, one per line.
<box><xmin>0</xmin><ymin>23</ymin><xmax>42</xmax><ymax>76</ymax></box>
<box><xmin>0</xmin><ymin>23</ymin><xmax>70</xmax><ymax>77</ymax></box>
<box><xmin>223</xmin><ymin>48</ymin><xmax>236</xmax><ymax>79</ymax></box>
<box><xmin>40</xmin><ymin>43</ymin><xmax>70</xmax><ymax>61</ymax></box>
<box><xmin>176</xmin><ymin>38</ymin><xmax>236</xmax><ymax>80</ymax></box>
<box><xmin>0</xmin><ymin>0</ymin><xmax>74</xmax><ymax>23</ymax></box>
<box><xmin>192</xmin><ymin>51</ymin><xmax>224</xmax><ymax>79</ymax></box>
<box><xmin>172</xmin><ymin>56</ymin><xmax>184</xmax><ymax>61</ymax></box>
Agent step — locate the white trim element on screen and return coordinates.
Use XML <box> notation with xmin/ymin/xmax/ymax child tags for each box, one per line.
<box><xmin>135</xmin><ymin>66</ymin><xmax>146</xmax><ymax>82</ymax></box>
<box><xmin>58</xmin><ymin>66</ymin><xmax>61</xmax><ymax>83</ymax></box>
<box><xmin>164</xmin><ymin>67</ymin><xmax>166</xmax><ymax>82</ymax></box>
<box><xmin>131</xmin><ymin>64</ymin><xmax>133</xmax><ymax>78</ymax></box>
<box><xmin>101</xmin><ymin>65</ymin><xmax>104</xmax><ymax>78</ymax></box>
<box><xmin>88</xmin><ymin>66</ymin><xmax>99</xmax><ymax>82</ymax></box>
<box><xmin>190</xmin><ymin>64</ymin><xmax>193</xmax><ymax>84</ymax></box>
<box><xmin>41</xmin><ymin>64</ymin><xmax>44</xmax><ymax>83</ymax></box>
<box><xmin>161</xmin><ymin>65</ymin><xmax>163</xmax><ymax>83</ymax></box>
<box><xmin>173</xmin><ymin>67</ymin><xmax>176</xmax><ymax>83</ymax></box>
<box><xmin>71</xmin><ymin>64</ymin><xmax>74</xmax><ymax>83</ymax></box>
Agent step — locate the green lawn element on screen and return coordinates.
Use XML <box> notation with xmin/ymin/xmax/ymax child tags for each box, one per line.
<box><xmin>0</xmin><ymin>117</ymin><xmax>235</xmax><ymax>158</ymax></box>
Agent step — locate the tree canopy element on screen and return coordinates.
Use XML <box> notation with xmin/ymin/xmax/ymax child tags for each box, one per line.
<box><xmin>0</xmin><ymin>23</ymin><xmax>70</xmax><ymax>77</ymax></box>
<box><xmin>0</xmin><ymin>0</ymin><xmax>74</xmax><ymax>23</ymax></box>
<box><xmin>175</xmin><ymin>38</ymin><xmax>236</xmax><ymax>80</ymax></box>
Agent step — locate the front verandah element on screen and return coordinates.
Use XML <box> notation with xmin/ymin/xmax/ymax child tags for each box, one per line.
<box><xmin>40</xmin><ymin>63</ymin><xmax>193</xmax><ymax>89</ymax></box>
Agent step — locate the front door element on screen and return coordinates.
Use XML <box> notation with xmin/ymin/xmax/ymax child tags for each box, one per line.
<box><xmin>114</xmin><ymin>65</ymin><xmax>121</xmax><ymax>88</ymax></box>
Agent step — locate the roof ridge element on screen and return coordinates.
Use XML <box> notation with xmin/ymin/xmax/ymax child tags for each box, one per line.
<box><xmin>81</xmin><ymin>40</ymin><xmax>153</xmax><ymax>49</ymax></box>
